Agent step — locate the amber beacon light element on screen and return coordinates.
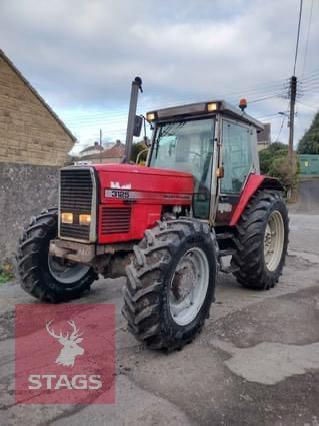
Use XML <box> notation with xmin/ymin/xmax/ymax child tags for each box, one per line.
<box><xmin>239</xmin><ymin>98</ymin><xmax>247</xmax><ymax>112</ymax></box>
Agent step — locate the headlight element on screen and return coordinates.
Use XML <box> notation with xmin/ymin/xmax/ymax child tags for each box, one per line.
<box><xmin>61</xmin><ymin>212</ymin><xmax>73</xmax><ymax>224</ymax></box>
<box><xmin>79</xmin><ymin>214</ymin><xmax>91</xmax><ymax>225</ymax></box>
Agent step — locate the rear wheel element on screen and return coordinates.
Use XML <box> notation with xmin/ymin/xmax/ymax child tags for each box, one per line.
<box><xmin>122</xmin><ymin>218</ymin><xmax>217</xmax><ymax>350</ymax></box>
<box><xmin>231</xmin><ymin>190</ymin><xmax>289</xmax><ymax>290</ymax></box>
<box><xmin>17</xmin><ymin>208</ymin><xmax>97</xmax><ymax>302</ymax></box>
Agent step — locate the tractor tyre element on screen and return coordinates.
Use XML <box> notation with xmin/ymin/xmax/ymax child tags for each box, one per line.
<box><xmin>17</xmin><ymin>208</ymin><xmax>97</xmax><ymax>302</ymax></box>
<box><xmin>122</xmin><ymin>218</ymin><xmax>217</xmax><ymax>351</ymax></box>
<box><xmin>231</xmin><ymin>190</ymin><xmax>289</xmax><ymax>290</ymax></box>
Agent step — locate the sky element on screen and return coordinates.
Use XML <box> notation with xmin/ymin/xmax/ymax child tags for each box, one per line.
<box><xmin>1</xmin><ymin>0</ymin><xmax>318</xmax><ymax>153</ymax></box>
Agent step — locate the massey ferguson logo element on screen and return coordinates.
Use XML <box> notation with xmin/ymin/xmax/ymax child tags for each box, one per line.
<box><xmin>110</xmin><ymin>181</ymin><xmax>132</xmax><ymax>190</ymax></box>
<box><xmin>46</xmin><ymin>320</ymin><xmax>84</xmax><ymax>367</ymax></box>
<box><xmin>15</xmin><ymin>304</ymin><xmax>115</xmax><ymax>404</ymax></box>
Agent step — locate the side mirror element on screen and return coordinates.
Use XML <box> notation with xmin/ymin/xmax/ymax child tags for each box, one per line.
<box><xmin>133</xmin><ymin>115</ymin><xmax>143</xmax><ymax>137</ymax></box>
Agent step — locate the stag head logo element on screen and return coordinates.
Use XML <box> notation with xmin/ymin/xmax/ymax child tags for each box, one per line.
<box><xmin>46</xmin><ymin>320</ymin><xmax>84</xmax><ymax>367</ymax></box>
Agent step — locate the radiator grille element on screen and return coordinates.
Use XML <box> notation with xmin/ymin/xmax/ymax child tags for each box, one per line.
<box><xmin>60</xmin><ymin>169</ymin><xmax>93</xmax><ymax>212</ymax></box>
<box><xmin>101</xmin><ymin>207</ymin><xmax>131</xmax><ymax>234</ymax></box>
<box><xmin>59</xmin><ymin>168</ymin><xmax>94</xmax><ymax>241</ymax></box>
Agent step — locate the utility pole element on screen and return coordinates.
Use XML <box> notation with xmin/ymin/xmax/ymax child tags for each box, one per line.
<box><xmin>99</xmin><ymin>128</ymin><xmax>102</xmax><ymax>163</ymax></box>
<box><xmin>288</xmin><ymin>75</ymin><xmax>297</xmax><ymax>167</ymax></box>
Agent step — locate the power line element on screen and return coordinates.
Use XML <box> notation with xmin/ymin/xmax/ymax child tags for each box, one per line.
<box><xmin>299</xmin><ymin>82</ymin><xmax>319</xmax><ymax>91</ymax></box>
<box><xmin>274</xmin><ymin>115</ymin><xmax>286</xmax><ymax>142</ymax></box>
<box><xmin>256</xmin><ymin>111</ymin><xmax>289</xmax><ymax>120</ymax></box>
<box><xmin>293</xmin><ymin>0</ymin><xmax>304</xmax><ymax>75</ymax></box>
<box><xmin>66</xmin><ymin>117</ymin><xmax>127</xmax><ymax>125</ymax></box>
<box><xmin>300</xmin><ymin>68</ymin><xmax>319</xmax><ymax>80</ymax></box>
<box><xmin>298</xmin><ymin>83</ymin><xmax>319</xmax><ymax>97</ymax></box>
<box><xmin>62</xmin><ymin>89</ymin><xmax>289</xmax><ymax>128</ymax></box>
<box><xmin>256</xmin><ymin>113</ymin><xmax>283</xmax><ymax>120</ymax></box>
<box><xmin>248</xmin><ymin>92</ymin><xmax>288</xmax><ymax>104</ymax></box>
<box><xmin>300</xmin><ymin>78</ymin><xmax>319</xmax><ymax>86</ymax></box>
<box><xmin>217</xmin><ymin>80</ymin><xmax>288</xmax><ymax>98</ymax></box>
<box><xmin>60</xmin><ymin>77</ymin><xmax>293</xmax><ymax>144</ymax></box>
<box><xmin>300</xmin><ymin>74</ymin><xmax>319</xmax><ymax>83</ymax></box>
<box><xmin>296</xmin><ymin>100</ymin><xmax>318</xmax><ymax>110</ymax></box>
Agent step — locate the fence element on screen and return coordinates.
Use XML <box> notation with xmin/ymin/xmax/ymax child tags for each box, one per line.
<box><xmin>298</xmin><ymin>155</ymin><xmax>319</xmax><ymax>176</ymax></box>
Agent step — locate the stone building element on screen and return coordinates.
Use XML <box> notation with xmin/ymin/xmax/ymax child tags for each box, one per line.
<box><xmin>0</xmin><ymin>50</ymin><xmax>75</xmax><ymax>166</ymax></box>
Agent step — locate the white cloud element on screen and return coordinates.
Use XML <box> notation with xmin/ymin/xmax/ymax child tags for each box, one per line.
<box><xmin>0</xmin><ymin>0</ymin><xmax>318</xmax><ymax>145</ymax></box>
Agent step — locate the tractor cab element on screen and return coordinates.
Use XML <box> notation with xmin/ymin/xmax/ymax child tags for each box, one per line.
<box><xmin>145</xmin><ymin>100</ymin><xmax>262</xmax><ymax>223</ymax></box>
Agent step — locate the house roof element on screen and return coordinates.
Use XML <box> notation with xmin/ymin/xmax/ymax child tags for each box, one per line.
<box><xmin>102</xmin><ymin>141</ymin><xmax>125</xmax><ymax>158</ymax></box>
<box><xmin>80</xmin><ymin>144</ymin><xmax>104</xmax><ymax>154</ymax></box>
<box><xmin>0</xmin><ymin>49</ymin><xmax>76</xmax><ymax>142</ymax></box>
<box><xmin>81</xmin><ymin>141</ymin><xmax>125</xmax><ymax>161</ymax></box>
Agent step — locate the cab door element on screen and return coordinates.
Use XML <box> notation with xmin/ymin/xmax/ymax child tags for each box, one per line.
<box><xmin>215</xmin><ymin>118</ymin><xmax>256</xmax><ymax>225</ymax></box>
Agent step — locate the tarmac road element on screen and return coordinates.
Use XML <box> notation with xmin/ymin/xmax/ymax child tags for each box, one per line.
<box><xmin>290</xmin><ymin>178</ymin><xmax>319</xmax><ymax>215</ymax></box>
<box><xmin>1</xmin><ymin>181</ymin><xmax>319</xmax><ymax>425</ymax></box>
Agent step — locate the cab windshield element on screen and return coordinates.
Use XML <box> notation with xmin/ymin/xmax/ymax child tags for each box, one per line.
<box><xmin>150</xmin><ymin>118</ymin><xmax>215</xmax><ymax>218</ymax></box>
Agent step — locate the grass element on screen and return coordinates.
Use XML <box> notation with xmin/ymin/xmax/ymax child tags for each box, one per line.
<box><xmin>0</xmin><ymin>271</ymin><xmax>14</xmax><ymax>284</ymax></box>
<box><xmin>0</xmin><ymin>264</ymin><xmax>15</xmax><ymax>284</ymax></box>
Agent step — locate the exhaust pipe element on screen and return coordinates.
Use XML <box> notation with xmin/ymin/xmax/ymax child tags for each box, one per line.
<box><xmin>123</xmin><ymin>76</ymin><xmax>143</xmax><ymax>163</ymax></box>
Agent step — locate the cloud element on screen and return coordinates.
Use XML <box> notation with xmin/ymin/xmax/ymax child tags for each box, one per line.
<box><xmin>0</xmin><ymin>0</ymin><xmax>318</xmax><ymax>144</ymax></box>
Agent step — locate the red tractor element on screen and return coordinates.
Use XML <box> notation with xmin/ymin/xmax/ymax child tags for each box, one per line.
<box><xmin>18</xmin><ymin>97</ymin><xmax>289</xmax><ymax>351</ymax></box>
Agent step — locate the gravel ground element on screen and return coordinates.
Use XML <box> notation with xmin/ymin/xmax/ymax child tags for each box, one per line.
<box><xmin>1</xmin><ymin>180</ymin><xmax>319</xmax><ymax>425</ymax></box>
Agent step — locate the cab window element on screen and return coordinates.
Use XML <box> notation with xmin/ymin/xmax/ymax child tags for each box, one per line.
<box><xmin>221</xmin><ymin>120</ymin><xmax>252</xmax><ymax>194</ymax></box>
<box><xmin>150</xmin><ymin>118</ymin><xmax>215</xmax><ymax>219</ymax></box>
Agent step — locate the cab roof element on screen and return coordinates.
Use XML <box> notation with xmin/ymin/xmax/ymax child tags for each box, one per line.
<box><xmin>147</xmin><ymin>100</ymin><xmax>264</xmax><ymax>131</ymax></box>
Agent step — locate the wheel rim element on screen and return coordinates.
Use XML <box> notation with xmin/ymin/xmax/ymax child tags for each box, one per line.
<box><xmin>48</xmin><ymin>256</ymin><xmax>90</xmax><ymax>284</ymax></box>
<box><xmin>263</xmin><ymin>210</ymin><xmax>285</xmax><ymax>272</ymax></box>
<box><xmin>169</xmin><ymin>247</ymin><xmax>209</xmax><ymax>326</ymax></box>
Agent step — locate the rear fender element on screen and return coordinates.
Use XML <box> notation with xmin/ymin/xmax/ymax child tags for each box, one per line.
<box><xmin>229</xmin><ymin>174</ymin><xmax>284</xmax><ymax>226</ymax></box>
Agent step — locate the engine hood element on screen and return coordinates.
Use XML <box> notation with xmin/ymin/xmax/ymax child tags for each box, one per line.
<box><xmin>92</xmin><ymin>163</ymin><xmax>194</xmax><ymax>205</ymax></box>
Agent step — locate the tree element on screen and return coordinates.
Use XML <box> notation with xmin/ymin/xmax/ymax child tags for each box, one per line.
<box><xmin>259</xmin><ymin>142</ymin><xmax>288</xmax><ymax>174</ymax></box>
<box><xmin>298</xmin><ymin>111</ymin><xmax>319</xmax><ymax>154</ymax></box>
<box><xmin>130</xmin><ymin>140</ymin><xmax>149</xmax><ymax>164</ymax></box>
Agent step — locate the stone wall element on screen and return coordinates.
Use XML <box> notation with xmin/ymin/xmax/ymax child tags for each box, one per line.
<box><xmin>0</xmin><ymin>54</ymin><xmax>74</xmax><ymax>166</ymax></box>
<box><xmin>0</xmin><ymin>163</ymin><xmax>59</xmax><ymax>264</ymax></box>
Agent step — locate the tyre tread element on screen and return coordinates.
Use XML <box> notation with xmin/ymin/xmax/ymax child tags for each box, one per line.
<box><xmin>122</xmin><ymin>218</ymin><xmax>217</xmax><ymax>350</ymax></box>
<box><xmin>17</xmin><ymin>208</ymin><xmax>97</xmax><ymax>302</ymax></box>
<box><xmin>231</xmin><ymin>190</ymin><xmax>289</xmax><ymax>290</ymax></box>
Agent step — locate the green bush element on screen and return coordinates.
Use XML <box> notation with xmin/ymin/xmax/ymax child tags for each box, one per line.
<box><xmin>268</xmin><ymin>154</ymin><xmax>299</xmax><ymax>193</ymax></box>
<box><xmin>130</xmin><ymin>141</ymin><xmax>149</xmax><ymax>164</ymax></box>
<box><xmin>259</xmin><ymin>143</ymin><xmax>298</xmax><ymax>195</ymax></box>
<box><xmin>259</xmin><ymin>142</ymin><xmax>288</xmax><ymax>174</ymax></box>
<box><xmin>0</xmin><ymin>263</ymin><xmax>14</xmax><ymax>284</ymax></box>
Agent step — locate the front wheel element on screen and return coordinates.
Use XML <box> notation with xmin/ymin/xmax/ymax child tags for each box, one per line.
<box><xmin>122</xmin><ymin>219</ymin><xmax>218</xmax><ymax>351</ymax></box>
<box><xmin>17</xmin><ymin>208</ymin><xmax>97</xmax><ymax>302</ymax></box>
<box><xmin>231</xmin><ymin>190</ymin><xmax>289</xmax><ymax>290</ymax></box>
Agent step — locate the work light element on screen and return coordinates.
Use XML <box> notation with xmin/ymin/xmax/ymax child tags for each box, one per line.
<box><xmin>61</xmin><ymin>212</ymin><xmax>73</xmax><ymax>224</ymax></box>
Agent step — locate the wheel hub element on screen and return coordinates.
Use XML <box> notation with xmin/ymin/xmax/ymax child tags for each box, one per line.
<box><xmin>263</xmin><ymin>210</ymin><xmax>285</xmax><ymax>272</ymax></box>
<box><xmin>48</xmin><ymin>256</ymin><xmax>90</xmax><ymax>285</ymax></box>
<box><xmin>169</xmin><ymin>247</ymin><xmax>209</xmax><ymax>326</ymax></box>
